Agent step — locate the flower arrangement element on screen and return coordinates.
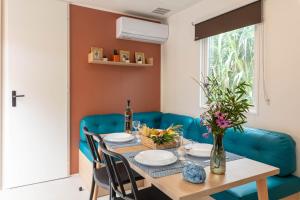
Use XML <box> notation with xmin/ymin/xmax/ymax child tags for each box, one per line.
<box><xmin>193</xmin><ymin>76</ymin><xmax>252</xmax><ymax>137</ymax></box>
<box><xmin>193</xmin><ymin>76</ymin><xmax>252</xmax><ymax>174</ymax></box>
<box><xmin>139</xmin><ymin>124</ymin><xmax>182</xmax><ymax>145</ymax></box>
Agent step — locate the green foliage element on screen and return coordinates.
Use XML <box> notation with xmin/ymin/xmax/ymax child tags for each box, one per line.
<box><xmin>202</xmin><ymin>77</ymin><xmax>252</xmax><ymax>135</ymax></box>
<box><xmin>150</xmin><ymin>124</ymin><xmax>182</xmax><ymax>145</ymax></box>
<box><xmin>208</xmin><ymin>25</ymin><xmax>255</xmax><ymax>103</ymax></box>
<box><xmin>151</xmin><ymin>134</ymin><xmax>175</xmax><ymax>145</ymax></box>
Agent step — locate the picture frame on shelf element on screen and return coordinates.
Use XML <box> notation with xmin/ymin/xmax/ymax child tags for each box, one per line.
<box><xmin>90</xmin><ymin>47</ymin><xmax>103</xmax><ymax>60</ymax></box>
<box><xmin>120</xmin><ymin>50</ymin><xmax>130</xmax><ymax>63</ymax></box>
<box><xmin>135</xmin><ymin>52</ymin><xmax>145</xmax><ymax>64</ymax></box>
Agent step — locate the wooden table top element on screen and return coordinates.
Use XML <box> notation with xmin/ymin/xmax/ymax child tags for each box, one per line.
<box><xmin>113</xmin><ymin>144</ymin><xmax>279</xmax><ymax>200</ymax></box>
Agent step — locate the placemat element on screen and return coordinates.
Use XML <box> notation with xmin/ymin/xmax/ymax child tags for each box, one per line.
<box><xmin>122</xmin><ymin>148</ymin><xmax>243</xmax><ymax>178</ymax></box>
<box><xmin>105</xmin><ymin>137</ymin><xmax>141</xmax><ymax>149</ymax></box>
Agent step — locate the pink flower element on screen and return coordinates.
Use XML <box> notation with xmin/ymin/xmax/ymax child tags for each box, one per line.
<box><xmin>218</xmin><ymin>116</ymin><xmax>225</xmax><ymax>120</ymax></box>
<box><xmin>215</xmin><ymin>111</ymin><xmax>228</xmax><ymax>119</ymax></box>
<box><xmin>216</xmin><ymin>118</ymin><xmax>231</xmax><ymax>129</ymax></box>
<box><xmin>214</xmin><ymin>111</ymin><xmax>222</xmax><ymax>118</ymax></box>
<box><xmin>199</xmin><ymin>119</ymin><xmax>204</xmax><ymax>125</ymax></box>
<box><xmin>202</xmin><ymin>132</ymin><xmax>210</xmax><ymax>138</ymax></box>
<box><xmin>207</xmin><ymin>126</ymin><xmax>212</xmax><ymax>133</ymax></box>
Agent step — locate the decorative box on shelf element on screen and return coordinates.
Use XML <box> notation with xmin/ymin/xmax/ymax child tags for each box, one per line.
<box><xmin>140</xmin><ymin>135</ymin><xmax>178</xmax><ymax>150</ymax></box>
<box><xmin>88</xmin><ymin>53</ymin><xmax>154</xmax><ymax>67</ymax></box>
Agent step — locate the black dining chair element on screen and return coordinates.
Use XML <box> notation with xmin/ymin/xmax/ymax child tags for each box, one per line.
<box><xmin>98</xmin><ymin>136</ymin><xmax>172</xmax><ymax>200</ymax></box>
<box><xmin>83</xmin><ymin>127</ymin><xmax>144</xmax><ymax>200</ymax></box>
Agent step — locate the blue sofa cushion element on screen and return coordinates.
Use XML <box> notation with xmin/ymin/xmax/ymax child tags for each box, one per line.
<box><xmin>223</xmin><ymin>127</ymin><xmax>296</xmax><ymax>176</ymax></box>
<box><xmin>185</xmin><ymin>118</ymin><xmax>213</xmax><ymax>143</ymax></box>
<box><xmin>133</xmin><ymin>112</ymin><xmax>162</xmax><ymax>129</ymax></box>
<box><xmin>212</xmin><ymin>175</ymin><xmax>300</xmax><ymax>200</ymax></box>
<box><xmin>80</xmin><ymin>114</ymin><xmax>124</xmax><ymax>142</ymax></box>
<box><xmin>160</xmin><ymin>113</ymin><xmax>194</xmax><ymax>136</ymax></box>
<box><xmin>184</xmin><ymin>121</ymin><xmax>296</xmax><ymax>177</ymax></box>
<box><xmin>79</xmin><ymin>141</ymin><xmax>93</xmax><ymax>162</ymax></box>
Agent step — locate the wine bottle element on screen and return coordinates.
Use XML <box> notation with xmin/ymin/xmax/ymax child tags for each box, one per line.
<box><xmin>124</xmin><ymin>100</ymin><xmax>133</xmax><ymax>133</ymax></box>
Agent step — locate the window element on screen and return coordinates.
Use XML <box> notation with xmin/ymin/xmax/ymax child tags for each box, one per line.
<box><xmin>200</xmin><ymin>25</ymin><xmax>261</xmax><ymax>112</ymax></box>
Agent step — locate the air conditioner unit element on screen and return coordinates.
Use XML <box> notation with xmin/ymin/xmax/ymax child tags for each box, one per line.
<box><xmin>116</xmin><ymin>17</ymin><xmax>169</xmax><ymax>44</ymax></box>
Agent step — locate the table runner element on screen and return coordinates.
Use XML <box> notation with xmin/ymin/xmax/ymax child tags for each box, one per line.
<box><xmin>122</xmin><ymin>148</ymin><xmax>243</xmax><ymax>178</ymax></box>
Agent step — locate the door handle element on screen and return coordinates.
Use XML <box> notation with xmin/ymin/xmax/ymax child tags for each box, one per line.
<box><xmin>12</xmin><ymin>90</ymin><xmax>25</xmax><ymax>107</ymax></box>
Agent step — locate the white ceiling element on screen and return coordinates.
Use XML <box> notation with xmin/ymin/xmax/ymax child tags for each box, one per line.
<box><xmin>68</xmin><ymin>0</ymin><xmax>203</xmax><ymax>20</ymax></box>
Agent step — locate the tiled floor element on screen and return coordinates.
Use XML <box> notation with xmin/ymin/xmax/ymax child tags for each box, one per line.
<box><xmin>0</xmin><ymin>175</ymin><xmax>108</xmax><ymax>200</ymax></box>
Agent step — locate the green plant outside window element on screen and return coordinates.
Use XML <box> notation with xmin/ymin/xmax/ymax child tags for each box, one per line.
<box><xmin>207</xmin><ymin>25</ymin><xmax>255</xmax><ymax>103</ymax></box>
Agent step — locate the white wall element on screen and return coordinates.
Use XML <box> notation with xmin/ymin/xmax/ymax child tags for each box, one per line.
<box><xmin>162</xmin><ymin>0</ymin><xmax>300</xmax><ymax>175</ymax></box>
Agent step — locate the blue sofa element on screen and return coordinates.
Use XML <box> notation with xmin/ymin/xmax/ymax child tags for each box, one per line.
<box><xmin>79</xmin><ymin>112</ymin><xmax>300</xmax><ymax>200</ymax></box>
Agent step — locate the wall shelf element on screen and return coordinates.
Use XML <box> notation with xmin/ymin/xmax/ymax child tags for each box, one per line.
<box><xmin>88</xmin><ymin>53</ymin><xmax>153</xmax><ymax>67</ymax></box>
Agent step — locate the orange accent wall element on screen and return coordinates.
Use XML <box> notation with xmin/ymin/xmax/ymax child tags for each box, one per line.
<box><xmin>70</xmin><ymin>5</ymin><xmax>161</xmax><ymax>174</ymax></box>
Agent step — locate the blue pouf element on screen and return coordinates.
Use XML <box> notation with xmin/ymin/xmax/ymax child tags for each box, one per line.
<box><xmin>182</xmin><ymin>161</ymin><xmax>206</xmax><ymax>184</ymax></box>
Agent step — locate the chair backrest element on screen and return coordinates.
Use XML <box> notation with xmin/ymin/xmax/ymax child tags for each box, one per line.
<box><xmin>98</xmin><ymin>138</ymin><xmax>140</xmax><ymax>200</ymax></box>
<box><xmin>83</xmin><ymin>127</ymin><xmax>103</xmax><ymax>168</ymax></box>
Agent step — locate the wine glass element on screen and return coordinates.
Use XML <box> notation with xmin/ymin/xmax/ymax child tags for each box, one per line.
<box><xmin>177</xmin><ymin>131</ymin><xmax>185</xmax><ymax>161</ymax></box>
<box><xmin>132</xmin><ymin>120</ymin><xmax>141</xmax><ymax>132</ymax></box>
<box><xmin>132</xmin><ymin>120</ymin><xmax>141</xmax><ymax>137</ymax></box>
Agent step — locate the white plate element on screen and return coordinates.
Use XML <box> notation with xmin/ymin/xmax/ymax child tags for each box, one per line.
<box><xmin>134</xmin><ymin>150</ymin><xmax>177</xmax><ymax>167</ymax></box>
<box><xmin>185</xmin><ymin>143</ymin><xmax>213</xmax><ymax>158</ymax></box>
<box><xmin>103</xmin><ymin>133</ymin><xmax>135</xmax><ymax>143</ymax></box>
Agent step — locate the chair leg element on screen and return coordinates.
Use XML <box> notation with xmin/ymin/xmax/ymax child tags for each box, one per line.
<box><xmin>90</xmin><ymin>178</ymin><xmax>95</xmax><ymax>200</ymax></box>
<box><xmin>109</xmin><ymin>184</ymin><xmax>116</xmax><ymax>200</ymax></box>
<box><xmin>109</xmin><ymin>185</ymin><xmax>113</xmax><ymax>200</ymax></box>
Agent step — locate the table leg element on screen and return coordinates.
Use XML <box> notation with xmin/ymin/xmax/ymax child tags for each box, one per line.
<box><xmin>256</xmin><ymin>178</ymin><xmax>269</xmax><ymax>200</ymax></box>
<box><xmin>93</xmin><ymin>185</ymin><xmax>99</xmax><ymax>200</ymax></box>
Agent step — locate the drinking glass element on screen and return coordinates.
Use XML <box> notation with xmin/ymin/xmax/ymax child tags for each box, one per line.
<box><xmin>132</xmin><ymin>120</ymin><xmax>141</xmax><ymax>132</ymax></box>
<box><xmin>177</xmin><ymin>131</ymin><xmax>184</xmax><ymax>147</ymax></box>
<box><xmin>177</xmin><ymin>131</ymin><xmax>185</xmax><ymax>161</ymax></box>
<box><xmin>132</xmin><ymin>121</ymin><xmax>141</xmax><ymax>137</ymax></box>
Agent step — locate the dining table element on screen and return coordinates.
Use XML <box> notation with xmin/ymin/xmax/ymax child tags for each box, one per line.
<box><xmin>103</xmin><ymin>134</ymin><xmax>279</xmax><ymax>200</ymax></box>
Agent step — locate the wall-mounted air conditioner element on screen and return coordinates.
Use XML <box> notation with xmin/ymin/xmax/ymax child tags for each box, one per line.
<box><xmin>116</xmin><ymin>17</ymin><xmax>169</xmax><ymax>44</ymax></box>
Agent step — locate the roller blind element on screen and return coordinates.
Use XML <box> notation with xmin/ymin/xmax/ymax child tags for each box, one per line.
<box><xmin>195</xmin><ymin>0</ymin><xmax>262</xmax><ymax>41</ymax></box>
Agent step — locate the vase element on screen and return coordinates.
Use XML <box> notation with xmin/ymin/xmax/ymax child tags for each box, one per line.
<box><xmin>210</xmin><ymin>133</ymin><xmax>226</xmax><ymax>174</ymax></box>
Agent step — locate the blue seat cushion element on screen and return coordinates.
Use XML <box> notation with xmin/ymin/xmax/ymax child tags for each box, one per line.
<box><xmin>80</xmin><ymin>114</ymin><xmax>124</xmax><ymax>142</ymax></box>
<box><xmin>133</xmin><ymin>112</ymin><xmax>162</xmax><ymax>129</ymax></box>
<box><xmin>223</xmin><ymin>128</ymin><xmax>296</xmax><ymax>176</ymax></box>
<box><xmin>212</xmin><ymin>175</ymin><xmax>300</xmax><ymax>200</ymax></box>
<box><xmin>79</xmin><ymin>141</ymin><xmax>93</xmax><ymax>162</ymax></box>
<box><xmin>160</xmin><ymin>113</ymin><xmax>194</xmax><ymax>136</ymax></box>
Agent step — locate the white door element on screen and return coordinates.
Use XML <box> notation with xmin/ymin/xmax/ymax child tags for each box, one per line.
<box><xmin>2</xmin><ymin>0</ymin><xmax>69</xmax><ymax>188</ymax></box>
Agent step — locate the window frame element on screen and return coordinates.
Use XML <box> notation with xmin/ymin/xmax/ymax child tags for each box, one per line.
<box><xmin>199</xmin><ymin>24</ymin><xmax>262</xmax><ymax>114</ymax></box>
